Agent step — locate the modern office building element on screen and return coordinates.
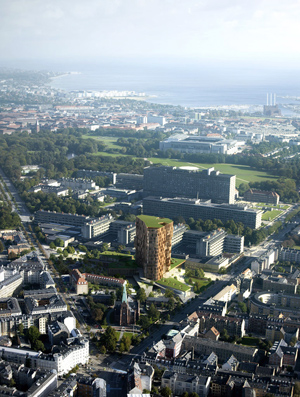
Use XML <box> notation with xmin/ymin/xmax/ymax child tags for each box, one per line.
<box><xmin>35</xmin><ymin>210</ymin><xmax>90</xmax><ymax>227</ymax></box>
<box><xmin>197</xmin><ymin>229</ymin><xmax>226</xmax><ymax>257</ymax></box>
<box><xmin>172</xmin><ymin>224</ymin><xmax>187</xmax><ymax>248</ymax></box>
<box><xmin>224</xmin><ymin>234</ymin><xmax>244</xmax><ymax>254</ymax></box>
<box><xmin>115</xmin><ymin>173</ymin><xmax>143</xmax><ymax>190</ymax></box>
<box><xmin>81</xmin><ymin>214</ymin><xmax>114</xmax><ymax>239</ymax></box>
<box><xmin>159</xmin><ymin>134</ymin><xmax>239</xmax><ymax>155</ymax></box>
<box><xmin>144</xmin><ymin>166</ymin><xmax>236</xmax><ymax>204</ymax></box>
<box><xmin>117</xmin><ymin>223</ymin><xmax>136</xmax><ymax>245</ymax></box>
<box><xmin>135</xmin><ymin>215</ymin><xmax>173</xmax><ymax>281</ymax></box>
<box><xmin>143</xmin><ymin>197</ymin><xmax>262</xmax><ymax>229</ymax></box>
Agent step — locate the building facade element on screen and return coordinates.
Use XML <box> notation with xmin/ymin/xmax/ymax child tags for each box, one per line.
<box><xmin>144</xmin><ymin>166</ymin><xmax>236</xmax><ymax>204</ymax></box>
<box><xmin>143</xmin><ymin>197</ymin><xmax>262</xmax><ymax>229</ymax></box>
<box><xmin>135</xmin><ymin>215</ymin><xmax>173</xmax><ymax>281</ymax></box>
<box><xmin>244</xmin><ymin>189</ymin><xmax>280</xmax><ymax>205</ymax></box>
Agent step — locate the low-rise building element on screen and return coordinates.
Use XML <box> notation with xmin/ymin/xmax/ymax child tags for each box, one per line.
<box><xmin>0</xmin><ymin>337</ymin><xmax>89</xmax><ymax>375</ymax></box>
<box><xmin>70</xmin><ymin>269</ymin><xmax>89</xmax><ymax>295</ymax></box>
<box><xmin>244</xmin><ymin>189</ymin><xmax>280</xmax><ymax>205</ymax></box>
<box><xmin>161</xmin><ymin>371</ymin><xmax>211</xmax><ymax>397</ymax></box>
<box><xmin>183</xmin><ymin>336</ymin><xmax>259</xmax><ymax>362</ymax></box>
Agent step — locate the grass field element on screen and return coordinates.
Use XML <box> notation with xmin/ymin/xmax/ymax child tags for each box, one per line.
<box><xmin>122</xmin><ymin>332</ymin><xmax>133</xmax><ymax>339</ymax></box>
<box><xmin>82</xmin><ymin>134</ymin><xmax>123</xmax><ymax>149</ymax></box>
<box><xmin>185</xmin><ymin>277</ymin><xmax>211</xmax><ymax>287</ymax></box>
<box><xmin>262</xmin><ymin>210</ymin><xmax>283</xmax><ymax>221</ymax></box>
<box><xmin>157</xmin><ymin>277</ymin><xmax>190</xmax><ymax>292</ymax></box>
<box><xmin>147</xmin><ymin>159</ymin><xmax>278</xmax><ymax>187</ymax></box>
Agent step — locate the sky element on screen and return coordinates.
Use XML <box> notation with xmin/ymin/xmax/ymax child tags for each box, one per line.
<box><xmin>1</xmin><ymin>0</ymin><xmax>300</xmax><ymax>69</ymax></box>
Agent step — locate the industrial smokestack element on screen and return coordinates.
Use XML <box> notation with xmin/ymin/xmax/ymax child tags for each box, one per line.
<box><xmin>267</xmin><ymin>93</ymin><xmax>269</xmax><ymax>106</ymax></box>
<box><xmin>274</xmin><ymin>93</ymin><xmax>276</xmax><ymax>106</ymax></box>
<box><xmin>270</xmin><ymin>93</ymin><xmax>272</xmax><ymax>106</ymax></box>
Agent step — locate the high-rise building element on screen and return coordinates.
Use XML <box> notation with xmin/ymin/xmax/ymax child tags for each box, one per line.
<box><xmin>144</xmin><ymin>166</ymin><xmax>236</xmax><ymax>204</ymax></box>
<box><xmin>135</xmin><ymin>215</ymin><xmax>173</xmax><ymax>281</ymax></box>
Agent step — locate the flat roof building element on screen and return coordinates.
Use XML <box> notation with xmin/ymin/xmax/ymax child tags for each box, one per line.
<box><xmin>144</xmin><ymin>166</ymin><xmax>236</xmax><ymax>204</ymax></box>
<box><xmin>143</xmin><ymin>197</ymin><xmax>262</xmax><ymax>229</ymax></box>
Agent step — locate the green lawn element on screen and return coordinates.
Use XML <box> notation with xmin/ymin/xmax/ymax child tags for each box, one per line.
<box><xmin>262</xmin><ymin>210</ymin><xmax>283</xmax><ymax>221</ymax></box>
<box><xmin>122</xmin><ymin>332</ymin><xmax>133</xmax><ymax>339</ymax></box>
<box><xmin>185</xmin><ymin>277</ymin><xmax>210</xmax><ymax>287</ymax></box>
<box><xmin>254</xmin><ymin>203</ymin><xmax>290</xmax><ymax>210</ymax></box>
<box><xmin>137</xmin><ymin>214</ymin><xmax>173</xmax><ymax>228</ymax></box>
<box><xmin>157</xmin><ymin>277</ymin><xmax>190</xmax><ymax>292</ymax></box>
<box><xmin>293</xmin><ymin>246</ymin><xmax>300</xmax><ymax>250</ymax></box>
<box><xmin>82</xmin><ymin>134</ymin><xmax>123</xmax><ymax>149</ymax></box>
<box><xmin>101</xmin><ymin>251</ymin><xmax>133</xmax><ymax>258</ymax></box>
<box><xmin>170</xmin><ymin>258</ymin><xmax>186</xmax><ymax>269</ymax></box>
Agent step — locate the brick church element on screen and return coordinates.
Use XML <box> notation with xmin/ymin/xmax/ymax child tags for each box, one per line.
<box><xmin>114</xmin><ymin>283</ymin><xmax>140</xmax><ymax>326</ymax></box>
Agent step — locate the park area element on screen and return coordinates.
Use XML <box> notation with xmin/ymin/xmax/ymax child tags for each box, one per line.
<box><xmin>85</xmin><ymin>133</ymin><xmax>279</xmax><ymax>187</ymax></box>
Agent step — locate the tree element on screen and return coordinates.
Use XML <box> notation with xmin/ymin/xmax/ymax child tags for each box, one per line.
<box><xmin>34</xmin><ymin>340</ymin><xmax>45</xmax><ymax>352</ymax></box>
<box><xmin>55</xmin><ymin>237</ymin><xmax>64</xmax><ymax>247</ymax></box>
<box><xmin>28</xmin><ymin>326</ymin><xmax>40</xmax><ymax>345</ymax></box>
<box><xmin>138</xmin><ymin>315</ymin><xmax>151</xmax><ymax>330</ymax></box>
<box><xmin>0</xmin><ymin>241</ymin><xmax>4</xmax><ymax>253</ymax></box>
<box><xmin>120</xmin><ymin>335</ymin><xmax>131</xmax><ymax>351</ymax></box>
<box><xmin>18</xmin><ymin>323</ymin><xmax>24</xmax><ymax>335</ymax></box>
<box><xmin>148</xmin><ymin>303</ymin><xmax>160</xmax><ymax>321</ymax></box>
<box><xmin>101</xmin><ymin>243</ymin><xmax>109</xmax><ymax>252</ymax></box>
<box><xmin>161</xmin><ymin>386</ymin><xmax>172</xmax><ymax>397</ymax></box>
<box><xmin>137</xmin><ymin>288</ymin><xmax>147</xmax><ymax>303</ymax></box>
<box><xmin>49</xmin><ymin>241</ymin><xmax>56</xmax><ymax>249</ymax></box>
<box><xmin>119</xmin><ymin>342</ymin><xmax>125</xmax><ymax>353</ymax></box>
<box><xmin>165</xmin><ymin>289</ymin><xmax>174</xmax><ymax>298</ymax></box>
<box><xmin>101</xmin><ymin>326</ymin><xmax>118</xmax><ymax>352</ymax></box>
<box><xmin>238</xmin><ymin>301</ymin><xmax>247</xmax><ymax>313</ymax></box>
<box><xmin>93</xmin><ymin>308</ymin><xmax>104</xmax><ymax>322</ymax></box>
<box><xmin>100</xmin><ymin>345</ymin><xmax>106</xmax><ymax>354</ymax></box>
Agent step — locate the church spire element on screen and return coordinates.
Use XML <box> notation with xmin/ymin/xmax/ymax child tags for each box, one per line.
<box><xmin>122</xmin><ymin>282</ymin><xmax>127</xmax><ymax>304</ymax></box>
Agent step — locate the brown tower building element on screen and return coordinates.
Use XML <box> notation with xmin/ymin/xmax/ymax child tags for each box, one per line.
<box><xmin>135</xmin><ymin>215</ymin><xmax>173</xmax><ymax>281</ymax></box>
